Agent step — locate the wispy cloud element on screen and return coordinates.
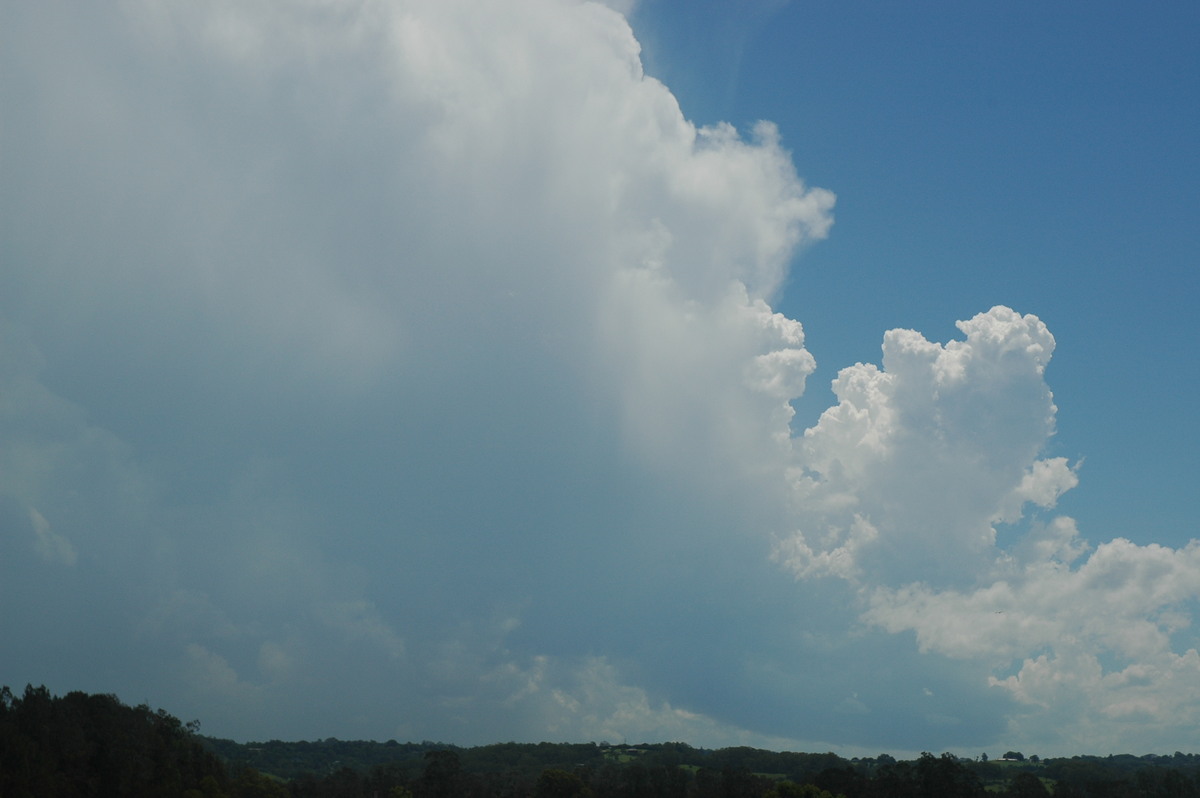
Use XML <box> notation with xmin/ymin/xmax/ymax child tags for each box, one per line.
<box><xmin>30</xmin><ymin>508</ymin><xmax>77</xmax><ymax>567</ymax></box>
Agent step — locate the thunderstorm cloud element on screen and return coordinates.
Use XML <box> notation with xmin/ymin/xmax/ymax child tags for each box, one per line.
<box><xmin>1</xmin><ymin>0</ymin><xmax>1196</xmax><ymax>756</ymax></box>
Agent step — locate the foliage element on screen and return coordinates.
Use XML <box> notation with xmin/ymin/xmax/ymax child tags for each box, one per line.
<box><xmin>203</xmin><ymin>736</ymin><xmax>436</xmax><ymax>781</ymax></box>
<box><xmin>0</xmin><ymin>684</ymin><xmax>232</xmax><ymax>797</ymax></box>
<box><xmin>7</xmin><ymin>686</ymin><xmax>1200</xmax><ymax>798</ymax></box>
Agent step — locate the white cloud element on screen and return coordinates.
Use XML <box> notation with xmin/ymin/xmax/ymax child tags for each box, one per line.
<box><xmin>780</xmin><ymin>306</ymin><xmax>1063</xmax><ymax>586</ymax></box>
<box><xmin>860</xmin><ymin>530</ymin><xmax>1200</xmax><ymax>752</ymax></box>
<box><xmin>994</xmin><ymin>458</ymin><xmax>1079</xmax><ymax>525</ymax></box>
<box><xmin>769</xmin><ymin>305</ymin><xmax>1200</xmax><ymax>753</ymax></box>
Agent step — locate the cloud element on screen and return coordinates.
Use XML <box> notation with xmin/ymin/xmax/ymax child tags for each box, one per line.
<box><xmin>315</xmin><ymin>600</ymin><xmax>406</xmax><ymax>661</ymax></box>
<box><xmin>772</xmin><ymin>307</ymin><xmax>1200</xmax><ymax>752</ymax></box>
<box><xmin>180</xmin><ymin>643</ymin><xmax>265</xmax><ymax>720</ymax></box>
<box><xmin>29</xmin><ymin>508</ymin><xmax>77</xmax><ymax>567</ymax></box>
<box><xmin>862</xmin><ymin>537</ymin><xmax>1200</xmax><ymax>753</ymax></box>
<box><xmin>0</xmin><ymin>0</ymin><xmax>1195</xmax><ymax>757</ymax></box>
<box><xmin>779</xmin><ymin>307</ymin><xmax>1062</xmax><ymax>586</ymax></box>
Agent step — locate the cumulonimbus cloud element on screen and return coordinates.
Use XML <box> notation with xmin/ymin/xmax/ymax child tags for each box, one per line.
<box><xmin>0</xmin><ymin>0</ymin><xmax>1195</xmax><ymax>755</ymax></box>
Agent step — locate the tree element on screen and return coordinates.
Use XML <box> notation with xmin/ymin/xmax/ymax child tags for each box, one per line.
<box><xmin>419</xmin><ymin>750</ymin><xmax>462</xmax><ymax>798</ymax></box>
<box><xmin>764</xmin><ymin>782</ymin><xmax>843</xmax><ymax>798</ymax></box>
<box><xmin>0</xmin><ymin>685</ymin><xmax>231</xmax><ymax>797</ymax></box>
<box><xmin>915</xmin><ymin>752</ymin><xmax>984</xmax><ymax>798</ymax></box>
<box><xmin>1005</xmin><ymin>772</ymin><xmax>1049</xmax><ymax>798</ymax></box>
<box><xmin>231</xmin><ymin>767</ymin><xmax>287</xmax><ymax>798</ymax></box>
<box><xmin>535</xmin><ymin>768</ymin><xmax>589</xmax><ymax>798</ymax></box>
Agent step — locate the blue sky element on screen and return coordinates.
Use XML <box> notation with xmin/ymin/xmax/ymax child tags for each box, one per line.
<box><xmin>1</xmin><ymin>0</ymin><xmax>1198</xmax><ymax>758</ymax></box>
<box><xmin>632</xmin><ymin>0</ymin><xmax>1200</xmax><ymax>549</ymax></box>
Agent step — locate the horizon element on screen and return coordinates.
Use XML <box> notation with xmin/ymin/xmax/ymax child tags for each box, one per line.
<box><xmin>9</xmin><ymin>681</ymin><xmax>1197</xmax><ymax>761</ymax></box>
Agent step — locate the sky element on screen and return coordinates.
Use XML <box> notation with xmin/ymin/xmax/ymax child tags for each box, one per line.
<box><xmin>1</xmin><ymin>0</ymin><xmax>1197</xmax><ymax>759</ymax></box>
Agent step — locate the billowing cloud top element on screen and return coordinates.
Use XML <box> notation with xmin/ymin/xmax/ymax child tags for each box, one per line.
<box><xmin>1</xmin><ymin>0</ymin><xmax>1196</xmax><ymax>756</ymax></box>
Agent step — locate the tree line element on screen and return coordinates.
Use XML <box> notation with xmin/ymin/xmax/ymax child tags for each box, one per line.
<box><xmin>4</xmin><ymin>685</ymin><xmax>1200</xmax><ymax>797</ymax></box>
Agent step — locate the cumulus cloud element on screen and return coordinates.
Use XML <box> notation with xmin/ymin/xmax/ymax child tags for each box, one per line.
<box><xmin>773</xmin><ymin>307</ymin><xmax>1200</xmax><ymax>752</ymax></box>
<box><xmin>862</xmin><ymin>537</ymin><xmax>1200</xmax><ymax>753</ymax></box>
<box><xmin>0</xmin><ymin>0</ymin><xmax>1195</xmax><ymax>757</ymax></box>
<box><xmin>779</xmin><ymin>307</ymin><xmax>1062</xmax><ymax>586</ymax></box>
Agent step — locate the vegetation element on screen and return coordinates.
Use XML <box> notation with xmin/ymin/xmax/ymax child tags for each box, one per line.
<box><xmin>5</xmin><ymin>685</ymin><xmax>1200</xmax><ymax>797</ymax></box>
<box><xmin>0</xmin><ymin>684</ymin><xmax>237</xmax><ymax>797</ymax></box>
